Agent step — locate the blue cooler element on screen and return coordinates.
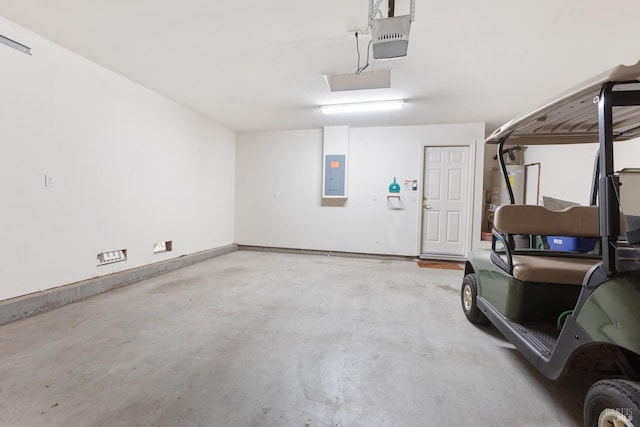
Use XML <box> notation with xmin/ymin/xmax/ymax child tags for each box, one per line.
<box><xmin>547</xmin><ymin>236</ymin><xmax>597</xmax><ymax>253</ymax></box>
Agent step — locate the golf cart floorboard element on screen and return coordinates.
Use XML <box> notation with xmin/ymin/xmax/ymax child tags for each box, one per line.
<box><xmin>511</xmin><ymin>322</ymin><xmax>560</xmax><ymax>355</ymax></box>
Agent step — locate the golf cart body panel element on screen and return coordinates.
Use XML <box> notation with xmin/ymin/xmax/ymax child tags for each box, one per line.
<box><xmin>576</xmin><ymin>274</ymin><xmax>640</xmax><ymax>356</ymax></box>
<box><xmin>470</xmin><ymin>250</ymin><xmax>586</xmax><ymax>323</ymax></box>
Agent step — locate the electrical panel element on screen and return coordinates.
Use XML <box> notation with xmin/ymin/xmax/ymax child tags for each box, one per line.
<box><xmin>322</xmin><ymin>126</ymin><xmax>348</xmax><ymax>198</ymax></box>
<box><xmin>324</xmin><ymin>155</ymin><xmax>346</xmax><ymax>197</ymax></box>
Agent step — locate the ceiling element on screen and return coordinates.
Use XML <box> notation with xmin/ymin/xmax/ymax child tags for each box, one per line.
<box><xmin>1</xmin><ymin>0</ymin><xmax>640</xmax><ymax>134</ymax></box>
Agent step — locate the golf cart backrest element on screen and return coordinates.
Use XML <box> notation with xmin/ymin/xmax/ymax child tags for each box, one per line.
<box><xmin>491</xmin><ymin>205</ymin><xmax>601</xmax><ymax>286</ymax></box>
<box><xmin>494</xmin><ymin>205</ymin><xmax>600</xmax><ymax>238</ymax></box>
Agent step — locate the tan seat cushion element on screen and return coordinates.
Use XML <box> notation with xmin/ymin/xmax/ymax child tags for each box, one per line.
<box><xmin>511</xmin><ymin>255</ymin><xmax>600</xmax><ymax>285</ymax></box>
<box><xmin>494</xmin><ymin>205</ymin><xmax>599</xmax><ymax>237</ymax></box>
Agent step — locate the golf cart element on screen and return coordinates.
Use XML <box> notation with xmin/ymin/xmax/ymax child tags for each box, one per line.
<box><xmin>461</xmin><ymin>62</ymin><xmax>640</xmax><ymax>427</ymax></box>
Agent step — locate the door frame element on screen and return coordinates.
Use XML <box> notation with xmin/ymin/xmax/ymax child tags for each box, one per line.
<box><xmin>417</xmin><ymin>140</ymin><xmax>479</xmax><ymax>260</ymax></box>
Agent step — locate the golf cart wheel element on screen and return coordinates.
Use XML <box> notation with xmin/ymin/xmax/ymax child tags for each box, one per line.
<box><xmin>461</xmin><ymin>273</ymin><xmax>488</xmax><ymax>325</ymax></box>
<box><xmin>584</xmin><ymin>379</ymin><xmax>640</xmax><ymax>427</ymax></box>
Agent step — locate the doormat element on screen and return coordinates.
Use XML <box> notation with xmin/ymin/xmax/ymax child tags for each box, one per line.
<box><xmin>417</xmin><ymin>261</ymin><xmax>463</xmax><ymax>270</ymax></box>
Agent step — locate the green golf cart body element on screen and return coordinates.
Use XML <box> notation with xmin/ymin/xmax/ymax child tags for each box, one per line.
<box><xmin>462</xmin><ymin>61</ymin><xmax>640</xmax><ymax>427</ymax></box>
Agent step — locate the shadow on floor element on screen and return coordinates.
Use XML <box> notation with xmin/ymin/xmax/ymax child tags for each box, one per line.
<box><xmin>475</xmin><ymin>324</ymin><xmax>607</xmax><ymax>427</ymax></box>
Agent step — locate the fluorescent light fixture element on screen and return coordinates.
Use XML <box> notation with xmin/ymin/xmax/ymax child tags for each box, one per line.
<box><xmin>0</xmin><ymin>34</ymin><xmax>31</xmax><ymax>55</ymax></box>
<box><xmin>320</xmin><ymin>99</ymin><xmax>404</xmax><ymax>114</ymax></box>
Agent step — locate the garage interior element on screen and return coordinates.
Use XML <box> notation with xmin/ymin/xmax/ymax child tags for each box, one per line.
<box><xmin>1</xmin><ymin>1</ymin><xmax>640</xmax><ymax>426</ymax></box>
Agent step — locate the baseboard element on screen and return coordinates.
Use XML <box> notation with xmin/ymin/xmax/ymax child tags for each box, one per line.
<box><xmin>1</xmin><ymin>244</ymin><xmax>444</xmax><ymax>326</ymax></box>
<box><xmin>238</xmin><ymin>245</ymin><xmax>419</xmax><ymax>262</ymax></box>
<box><xmin>0</xmin><ymin>244</ymin><xmax>238</xmax><ymax>326</ymax></box>
<box><xmin>419</xmin><ymin>253</ymin><xmax>467</xmax><ymax>261</ymax></box>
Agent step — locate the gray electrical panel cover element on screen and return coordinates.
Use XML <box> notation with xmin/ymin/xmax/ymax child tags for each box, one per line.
<box><xmin>324</xmin><ymin>154</ymin><xmax>346</xmax><ymax>197</ymax></box>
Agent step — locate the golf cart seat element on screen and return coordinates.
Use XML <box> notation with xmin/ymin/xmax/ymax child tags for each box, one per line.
<box><xmin>509</xmin><ymin>255</ymin><xmax>599</xmax><ymax>285</ymax></box>
<box><xmin>493</xmin><ymin>205</ymin><xmax>601</xmax><ymax>285</ymax></box>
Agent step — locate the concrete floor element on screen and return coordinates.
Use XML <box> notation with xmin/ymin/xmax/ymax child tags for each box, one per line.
<box><xmin>0</xmin><ymin>251</ymin><xmax>597</xmax><ymax>426</ymax></box>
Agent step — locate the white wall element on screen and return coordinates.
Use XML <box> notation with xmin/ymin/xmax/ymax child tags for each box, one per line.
<box><xmin>524</xmin><ymin>139</ymin><xmax>640</xmax><ymax>206</ymax></box>
<box><xmin>235</xmin><ymin>124</ymin><xmax>485</xmax><ymax>256</ymax></box>
<box><xmin>0</xmin><ymin>17</ymin><xmax>236</xmax><ymax>301</ymax></box>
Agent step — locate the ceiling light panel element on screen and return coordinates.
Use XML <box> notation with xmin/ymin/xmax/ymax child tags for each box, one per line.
<box><xmin>326</xmin><ymin>69</ymin><xmax>392</xmax><ymax>92</ymax></box>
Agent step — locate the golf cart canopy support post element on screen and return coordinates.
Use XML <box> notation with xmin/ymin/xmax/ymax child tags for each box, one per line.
<box><xmin>597</xmin><ymin>82</ymin><xmax>640</xmax><ymax>274</ymax></box>
<box><xmin>590</xmin><ymin>150</ymin><xmax>600</xmax><ymax>207</ymax></box>
<box><xmin>498</xmin><ymin>137</ymin><xmax>516</xmax><ymax>205</ymax></box>
<box><xmin>598</xmin><ymin>83</ymin><xmax>619</xmax><ymax>275</ymax></box>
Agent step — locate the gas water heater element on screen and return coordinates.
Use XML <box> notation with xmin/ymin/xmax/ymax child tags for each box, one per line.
<box><xmin>490</xmin><ymin>165</ymin><xmax>525</xmax><ymax>205</ymax></box>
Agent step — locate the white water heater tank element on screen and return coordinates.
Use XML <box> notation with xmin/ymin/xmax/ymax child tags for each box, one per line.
<box><xmin>491</xmin><ymin>165</ymin><xmax>525</xmax><ymax>205</ymax></box>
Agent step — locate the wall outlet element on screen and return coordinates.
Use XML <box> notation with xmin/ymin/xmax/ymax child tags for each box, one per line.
<box><xmin>153</xmin><ymin>241</ymin><xmax>173</xmax><ymax>253</ymax></box>
<box><xmin>97</xmin><ymin>249</ymin><xmax>127</xmax><ymax>266</ymax></box>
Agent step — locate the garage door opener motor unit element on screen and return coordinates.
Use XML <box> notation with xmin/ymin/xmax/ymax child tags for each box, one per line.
<box><xmin>369</xmin><ymin>0</ymin><xmax>415</xmax><ymax>59</ymax></box>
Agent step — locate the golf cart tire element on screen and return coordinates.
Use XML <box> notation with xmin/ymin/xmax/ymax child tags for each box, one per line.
<box><xmin>584</xmin><ymin>379</ymin><xmax>640</xmax><ymax>427</ymax></box>
<box><xmin>461</xmin><ymin>273</ymin><xmax>489</xmax><ymax>325</ymax></box>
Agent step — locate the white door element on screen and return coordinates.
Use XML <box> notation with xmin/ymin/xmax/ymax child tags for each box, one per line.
<box><xmin>421</xmin><ymin>146</ymin><xmax>470</xmax><ymax>257</ymax></box>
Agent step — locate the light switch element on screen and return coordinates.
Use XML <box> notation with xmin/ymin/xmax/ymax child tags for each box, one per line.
<box><xmin>45</xmin><ymin>175</ymin><xmax>55</xmax><ymax>188</ymax></box>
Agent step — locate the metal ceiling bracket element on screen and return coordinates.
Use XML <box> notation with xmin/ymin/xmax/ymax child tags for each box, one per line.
<box><xmin>369</xmin><ymin>0</ymin><xmax>383</xmax><ymax>23</ymax></box>
<box><xmin>369</xmin><ymin>0</ymin><xmax>415</xmax><ymax>25</ymax></box>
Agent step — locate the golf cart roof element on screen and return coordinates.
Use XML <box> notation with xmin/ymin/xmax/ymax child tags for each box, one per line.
<box><xmin>486</xmin><ymin>61</ymin><xmax>640</xmax><ymax>145</ymax></box>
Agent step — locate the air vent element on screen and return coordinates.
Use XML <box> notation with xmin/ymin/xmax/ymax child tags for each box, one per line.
<box><xmin>97</xmin><ymin>249</ymin><xmax>127</xmax><ymax>266</ymax></box>
<box><xmin>153</xmin><ymin>241</ymin><xmax>173</xmax><ymax>254</ymax></box>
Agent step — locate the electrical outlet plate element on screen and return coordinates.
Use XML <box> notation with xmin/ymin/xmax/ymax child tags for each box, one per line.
<box><xmin>153</xmin><ymin>241</ymin><xmax>172</xmax><ymax>253</ymax></box>
<box><xmin>97</xmin><ymin>249</ymin><xmax>127</xmax><ymax>266</ymax></box>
